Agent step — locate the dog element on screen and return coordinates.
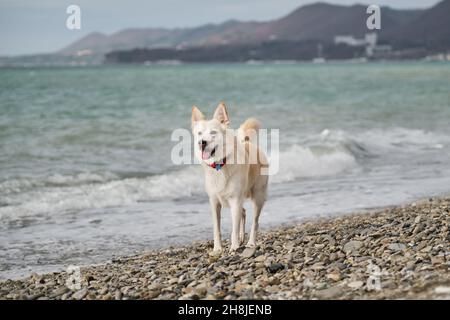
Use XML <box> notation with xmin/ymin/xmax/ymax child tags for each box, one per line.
<box><xmin>191</xmin><ymin>102</ymin><xmax>268</xmax><ymax>256</ymax></box>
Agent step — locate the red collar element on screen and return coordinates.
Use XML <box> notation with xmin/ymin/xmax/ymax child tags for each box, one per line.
<box><xmin>208</xmin><ymin>157</ymin><xmax>226</xmax><ymax>171</ymax></box>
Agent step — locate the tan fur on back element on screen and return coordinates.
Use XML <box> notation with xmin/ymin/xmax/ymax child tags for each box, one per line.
<box><xmin>244</xmin><ymin>142</ymin><xmax>268</xmax><ymax>199</ymax></box>
<box><xmin>238</xmin><ymin>118</ymin><xmax>261</xmax><ymax>144</ymax></box>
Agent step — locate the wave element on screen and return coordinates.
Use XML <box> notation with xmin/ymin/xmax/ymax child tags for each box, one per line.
<box><xmin>0</xmin><ymin>172</ymin><xmax>120</xmax><ymax>195</ymax></box>
<box><xmin>0</xmin><ymin>167</ymin><xmax>204</xmax><ymax>218</ymax></box>
<box><xmin>0</xmin><ymin>145</ymin><xmax>356</xmax><ymax>218</ymax></box>
<box><xmin>0</xmin><ymin>127</ymin><xmax>448</xmax><ymax>219</ymax></box>
<box><xmin>270</xmin><ymin>144</ymin><xmax>357</xmax><ymax>183</ymax></box>
<box><xmin>0</xmin><ymin>146</ymin><xmax>355</xmax><ymax>218</ymax></box>
<box><xmin>356</xmin><ymin>127</ymin><xmax>448</xmax><ymax>151</ymax></box>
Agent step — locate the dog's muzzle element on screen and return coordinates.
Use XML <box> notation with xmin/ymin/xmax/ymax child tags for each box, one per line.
<box><xmin>199</xmin><ymin>140</ymin><xmax>216</xmax><ymax>160</ymax></box>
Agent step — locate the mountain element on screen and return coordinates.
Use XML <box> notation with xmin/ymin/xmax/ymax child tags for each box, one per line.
<box><xmin>59</xmin><ymin>21</ymin><xmax>264</xmax><ymax>55</ymax></box>
<box><xmin>59</xmin><ymin>2</ymin><xmax>425</xmax><ymax>56</ymax></box>
<box><xmin>386</xmin><ymin>0</ymin><xmax>450</xmax><ymax>49</ymax></box>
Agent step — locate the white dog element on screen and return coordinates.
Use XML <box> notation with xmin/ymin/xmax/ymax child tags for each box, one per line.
<box><xmin>191</xmin><ymin>102</ymin><xmax>268</xmax><ymax>256</ymax></box>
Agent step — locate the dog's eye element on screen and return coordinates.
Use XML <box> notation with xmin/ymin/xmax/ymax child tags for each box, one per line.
<box><xmin>210</xmin><ymin>130</ymin><xmax>218</xmax><ymax>135</ymax></box>
<box><xmin>197</xmin><ymin>131</ymin><xmax>202</xmax><ymax>135</ymax></box>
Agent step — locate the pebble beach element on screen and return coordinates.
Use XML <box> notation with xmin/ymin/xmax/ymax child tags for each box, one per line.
<box><xmin>1</xmin><ymin>197</ymin><xmax>449</xmax><ymax>300</ymax></box>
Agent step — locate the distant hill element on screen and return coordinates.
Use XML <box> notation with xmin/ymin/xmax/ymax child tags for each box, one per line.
<box><xmin>59</xmin><ymin>2</ymin><xmax>427</xmax><ymax>56</ymax></box>
<box><xmin>386</xmin><ymin>0</ymin><xmax>450</xmax><ymax>50</ymax></box>
<box><xmin>258</xmin><ymin>3</ymin><xmax>422</xmax><ymax>42</ymax></box>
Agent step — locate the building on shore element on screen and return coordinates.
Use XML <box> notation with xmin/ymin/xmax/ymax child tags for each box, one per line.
<box><xmin>334</xmin><ymin>33</ymin><xmax>392</xmax><ymax>59</ymax></box>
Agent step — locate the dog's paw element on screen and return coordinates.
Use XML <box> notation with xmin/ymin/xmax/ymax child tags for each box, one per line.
<box><xmin>209</xmin><ymin>248</ymin><xmax>223</xmax><ymax>257</ymax></box>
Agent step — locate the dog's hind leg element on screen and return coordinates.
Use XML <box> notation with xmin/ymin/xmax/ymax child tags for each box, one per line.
<box><xmin>246</xmin><ymin>194</ymin><xmax>265</xmax><ymax>248</ymax></box>
<box><xmin>239</xmin><ymin>208</ymin><xmax>246</xmax><ymax>246</ymax></box>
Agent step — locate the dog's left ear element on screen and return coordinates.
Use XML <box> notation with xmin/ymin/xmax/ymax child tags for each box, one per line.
<box><xmin>213</xmin><ymin>102</ymin><xmax>230</xmax><ymax>126</ymax></box>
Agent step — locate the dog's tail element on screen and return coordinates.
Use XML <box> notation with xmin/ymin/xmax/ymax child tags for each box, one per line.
<box><xmin>238</xmin><ymin>118</ymin><xmax>261</xmax><ymax>144</ymax></box>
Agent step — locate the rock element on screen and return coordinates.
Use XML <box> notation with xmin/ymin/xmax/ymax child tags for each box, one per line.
<box><xmin>431</xmin><ymin>256</ymin><xmax>444</xmax><ymax>265</ymax></box>
<box><xmin>434</xmin><ymin>286</ymin><xmax>450</xmax><ymax>295</ymax></box>
<box><xmin>267</xmin><ymin>263</ymin><xmax>284</xmax><ymax>274</ymax></box>
<box><xmin>388</xmin><ymin>243</ymin><xmax>406</xmax><ymax>251</ymax></box>
<box><xmin>233</xmin><ymin>270</ymin><xmax>248</xmax><ymax>277</ymax></box>
<box><xmin>242</xmin><ymin>275</ymin><xmax>255</xmax><ymax>284</ymax></box>
<box><xmin>315</xmin><ymin>282</ymin><xmax>327</xmax><ymax>290</ymax></box>
<box><xmin>241</xmin><ymin>247</ymin><xmax>256</xmax><ymax>258</ymax></box>
<box><xmin>315</xmin><ymin>286</ymin><xmax>343</xmax><ymax>299</ymax></box>
<box><xmin>326</xmin><ymin>272</ymin><xmax>341</xmax><ymax>282</ymax></box>
<box><xmin>147</xmin><ymin>290</ymin><xmax>161</xmax><ymax>299</ymax></box>
<box><xmin>49</xmin><ymin>286</ymin><xmax>69</xmax><ymax>298</ymax></box>
<box><xmin>99</xmin><ymin>287</ymin><xmax>108</xmax><ymax>295</ymax></box>
<box><xmin>178</xmin><ymin>275</ymin><xmax>192</xmax><ymax>286</ymax></box>
<box><xmin>102</xmin><ymin>293</ymin><xmax>113</xmax><ymax>300</ymax></box>
<box><xmin>343</xmin><ymin>241</ymin><xmax>363</xmax><ymax>254</ymax></box>
<box><xmin>347</xmin><ymin>281</ymin><xmax>364</xmax><ymax>290</ymax></box>
<box><xmin>148</xmin><ymin>283</ymin><xmax>163</xmax><ymax>291</ymax></box>
<box><xmin>115</xmin><ymin>290</ymin><xmax>123</xmax><ymax>300</ymax></box>
<box><xmin>27</xmin><ymin>293</ymin><xmax>44</xmax><ymax>300</ymax></box>
<box><xmin>72</xmin><ymin>288</ymin><xmax>88</xmax><ymax>300</ymax></box>
<box><xmin>195</xmin><ymin>283</ymin><xmax>208</xmax><ymax>297</ymax></box>
<box><xmin>179</xmin><ymin>293</ymin><xmax>199</xmax><ymax>300</ymax></box>
<box><xmin>380</xmin><ymin>280</ymin><xmax>396</xmax><ymax>290</ymax></box>
<box><xmin>303</xmin><ymin>278</ymin><xmax>314</xmax><ymax>288</ymax></box>
<box><xmin>254</xmin><ymin>255</ymin><xmax>266</xmax><ymax>263</ymax></box>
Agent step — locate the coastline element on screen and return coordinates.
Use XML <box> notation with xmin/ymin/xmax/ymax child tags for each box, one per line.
<box><xmin>1</xmin><ymin>196</ymin><xmax>449</xmax><ymax>300</ymax></box>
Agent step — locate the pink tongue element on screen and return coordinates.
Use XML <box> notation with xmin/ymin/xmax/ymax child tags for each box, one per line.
<box><xmin>202</xmin><ymin>151</ymin><xmax>211</xmax><ymax>160</ymax></box>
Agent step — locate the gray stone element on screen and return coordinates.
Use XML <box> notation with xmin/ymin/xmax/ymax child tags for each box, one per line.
<box><xmin>347</xmin><ymin>281</ymin><xmax>364</xmax><ymax>289</ymax></box>
<box><xmin>72</xmin><ymin>288</ymin><xmax>88</xmax><ymax>300</ymax></box>
<box><xmin>388</xmin><ymin>243</ymin><xmax>406</xmax><ymax>251</ymax></box>
<box><xmin>241</xmin><ymin>247</ymin><xmax>256</xmax><ymax>258</ymax></box>
<box><xmin>343</xmin><ymin>241</ymin><xmax>363</xmax><ymax>254</ymax></box>
<box><xmin>49</xmin><ymin>286</ymin><xmax>69</xmax><ymax>298</ymax></box>
<box><xmin>267</xmin><ymin>263</ymin><xmax>284</xmax><ymax>274</ymax></box>
<box><xmin>315</xmin><ymin>286</ymin><xmax>343</xmax><ymax>299</ymax></box>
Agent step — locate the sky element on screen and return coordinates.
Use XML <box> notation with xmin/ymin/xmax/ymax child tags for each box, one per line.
<box><xmin>0</xmin><ymin>0</ymin><xmax>441</xmax><ymax>56</ymax></box>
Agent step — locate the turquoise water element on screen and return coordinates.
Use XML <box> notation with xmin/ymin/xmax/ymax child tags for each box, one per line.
<box><xmin>1</xmin><ymin>62</ymin><xmax>450</xmax><ymax>279</ymax></box>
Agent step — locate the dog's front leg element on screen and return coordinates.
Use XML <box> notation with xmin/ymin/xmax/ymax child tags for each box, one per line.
<box><xmin>209</xmin><ymin>197</ymin><xmax>223</xmax><ymax>256</ymax></box>
<box><xmin>229</xmin><ymin>198</ymin><xmax>243</xmax><ymax>252</ymax></box>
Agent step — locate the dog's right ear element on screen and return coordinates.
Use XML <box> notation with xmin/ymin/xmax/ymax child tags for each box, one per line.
<box><xmin>191</xmin><ymin>106</ymin><xmax>205</xmax><ymax>128</ymax></box>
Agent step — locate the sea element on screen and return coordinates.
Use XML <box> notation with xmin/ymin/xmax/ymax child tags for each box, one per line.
<box><xmin>1</xmin><ymin>61</ymin><xmax>450</xmax><ymax>279</ymax></box>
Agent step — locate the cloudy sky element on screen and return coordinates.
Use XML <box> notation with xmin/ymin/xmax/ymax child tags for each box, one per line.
<box><xmin>0</xmin><ymin>0</ymin><xmax>440</xmax><ymax>56</ymax></box>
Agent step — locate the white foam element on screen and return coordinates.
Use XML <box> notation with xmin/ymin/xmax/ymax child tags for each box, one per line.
<box><xmin>357</xmin><ymin>127</ymin><xmax>450</xmax><ymax>152</ymax></box>
<box><xmin>271</xmin><ymin>145</ymin><xmax>357</xmax><ymax>183</ymax></box>
<box><xmin>0</xmin><ymin>166</ymin><xmax>204</xmax><ymax>219</ymax></box>
<box><xmin>0</xmin><ymin>172</ymin><xmax>119</xmax><ymax>195</ymax></box>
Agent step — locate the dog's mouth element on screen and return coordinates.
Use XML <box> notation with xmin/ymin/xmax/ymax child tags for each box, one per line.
<box><xmin>201</xmin><ymin>146</ymin><xmax>216</xmax><ymax>160</ymax></box>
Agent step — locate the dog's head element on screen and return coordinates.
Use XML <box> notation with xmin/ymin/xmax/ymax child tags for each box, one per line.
<box><xmin>191</xmin><ymin>102</ymin><xmax>233</xmax><ymax>164</ymax></box>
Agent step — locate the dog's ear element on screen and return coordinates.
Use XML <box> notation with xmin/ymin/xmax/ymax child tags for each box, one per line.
<box><xmin>213</xmin><ymin>102</ymin><xmax>230</xmax><ymax>126</ymax></box>
<box><xmin>191</xmin><ymin>106</ymin><xmax>205</xmax><ymax>128</ymax></box>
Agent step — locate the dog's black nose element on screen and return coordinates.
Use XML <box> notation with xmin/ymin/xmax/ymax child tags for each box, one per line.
<box><xmin>200</xmin><ymin>140</ymin><xmax>207</xmax><ymax>151</ymax></box>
